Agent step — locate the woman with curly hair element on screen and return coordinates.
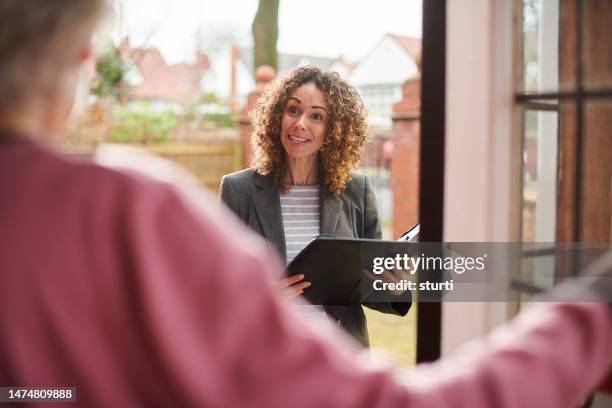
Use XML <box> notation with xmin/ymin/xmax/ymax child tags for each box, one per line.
<box><xmin>220</xmin><ymin>66</ymin><xmax>410</xmax><ymax>346</ymax></box>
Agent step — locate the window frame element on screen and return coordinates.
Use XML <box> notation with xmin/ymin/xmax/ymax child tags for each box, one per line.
<box><xmin>416</xmin><ymin>0</ymin><xmax>446</xmax><ymax>363</ymax></box>
<box><xmin>514</xmin><ymin>0</ymin><xmax>612</xmax><ymax>294</ymax></box>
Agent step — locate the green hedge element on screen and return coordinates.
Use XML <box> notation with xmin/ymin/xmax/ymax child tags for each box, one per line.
<box><xmin>110</xmin><ymin>104</ymin><xmax>178</xmax><ymax>143</ymax></box>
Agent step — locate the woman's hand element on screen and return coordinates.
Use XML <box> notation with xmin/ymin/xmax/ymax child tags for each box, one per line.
<box><xmin>272</xmin><ymin>274</ymin><xmax>311</xmax><ymax>300</ymax></box>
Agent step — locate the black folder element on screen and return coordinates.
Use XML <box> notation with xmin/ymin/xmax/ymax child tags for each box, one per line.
<box><xmin>286</xmin><ymin>237</ymin><xmax>417</xmax><ymax>305</ymax></box>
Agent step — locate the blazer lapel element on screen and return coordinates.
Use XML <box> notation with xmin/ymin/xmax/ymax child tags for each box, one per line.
<box><xmin>252</xmin><ymin>173</ymin><xmax>286</xmax><ymax>258</ymax></box>
<box><xmin>320</xmin><ymin>181</ymin><xmax>342</xmax><ymax>236</ymax></box>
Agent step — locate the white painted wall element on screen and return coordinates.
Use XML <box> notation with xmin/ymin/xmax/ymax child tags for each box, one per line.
<box><xmin>348</xmin><ymin>35</ymin><xmax>419</xmax><ymax>126</ymax></box>
<box><xmin>348</xmin><ymin>35</ymin><xmax>419</xmax><ymax>86</ymax></box>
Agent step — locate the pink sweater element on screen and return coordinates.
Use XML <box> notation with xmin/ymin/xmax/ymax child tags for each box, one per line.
<box><xmin>1</xmin><ymin>137</ymin><xmax>610</xmax><ymax>407</ymax></box>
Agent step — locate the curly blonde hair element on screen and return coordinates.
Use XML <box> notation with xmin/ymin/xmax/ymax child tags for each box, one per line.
<box><xmin>249</xmin><ymin>66</ymin><xmax>369</xmax><ymax>196</ymax></box>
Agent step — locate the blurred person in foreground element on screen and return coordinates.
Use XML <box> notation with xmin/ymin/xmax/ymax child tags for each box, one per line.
<box><xmin>220</xmin><ymin>66</ymin><xmax>410</xmax><ymax>346</ymax></box>
<box><xmin>0</xmin><ymin>1</ymin><xmax>610</xmax><ymax>407</ymax></box>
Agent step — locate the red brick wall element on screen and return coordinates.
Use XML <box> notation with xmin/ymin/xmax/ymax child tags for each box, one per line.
<box><xmin>391</xmin><ymin>79</ymin><xmax>421</xmax><ymax>238</ymax></box>
<box><xmin>238</xmin><ymin>66</ymin><xmax>276</xmax><ymax>168</ymax></box>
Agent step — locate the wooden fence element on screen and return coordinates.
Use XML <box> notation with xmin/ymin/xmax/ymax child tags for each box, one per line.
<box><xmin>144</xmin><ymin>141</ymin><xmax>242</xmax><ymax>191</ymax></box>
<box><xmin>63</xmin><ymin>138</ymin><xmax>242</xmax><ymax>192</ymax></box>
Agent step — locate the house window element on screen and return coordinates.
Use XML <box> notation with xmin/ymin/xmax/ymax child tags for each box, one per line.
<box><xmin>514</xmin><ymin>0</ymin><xmax>612</xmax><ymax>295</ymax></box>
<box><xmin>359</xmin><ymin>84</ymin><xmax>402</xmax><ymax>118</ymax></box>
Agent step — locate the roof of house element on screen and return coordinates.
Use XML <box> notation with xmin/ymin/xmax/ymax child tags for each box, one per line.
<box><xmin>388</xmin><ymin>34</ymin><xmax>422</xmax><ymax>66</ymax></box>
<box><xmin>119</xmin><ymin>38</ymin><xmax>209</xmax><ymax>103</ymax></box>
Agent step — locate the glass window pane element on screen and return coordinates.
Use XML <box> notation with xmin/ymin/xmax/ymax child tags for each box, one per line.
<box><xmin>522</xmin><ymin>0</ymin><xmax>557</xmax><ymax>92</ymax></box>
<box><xmin>517</xmin><ymin>248</ymin><xmax>557</xmax><ymax>291</ymax></box>
<box><xmin>521</xmin><ymin>109</ymin><xmax>559</xmax><ymax>242</ymax></box>
<box><xmin>521</xmin><ymin>0</ymin><xmax>576</xmax><ymax>93</ymax></box>
<box><xmin>582</xmin><ymin>0</ymin><xmax>612</xmax><ymax>90</ymax></box>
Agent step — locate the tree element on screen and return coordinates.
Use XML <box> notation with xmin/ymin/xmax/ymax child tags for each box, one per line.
<box><xmin>252</xmin><ymin>0</ymin><xmax>279</xmax><ymax>71</ymax></box>
<box><xmin>92</xmin><ymin>48</ymin><xmax>128</xmax><ymax>101</ymax></box>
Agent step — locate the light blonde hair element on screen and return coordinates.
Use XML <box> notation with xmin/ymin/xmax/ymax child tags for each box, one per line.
<box><xmin>0</xmin><ymin>0</ymin><xmax>110</xmax><ymax>115</ymax></box>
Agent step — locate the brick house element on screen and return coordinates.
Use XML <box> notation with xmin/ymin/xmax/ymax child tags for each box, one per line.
<box><xmin>119</xmin><ymin>37</ymin><xmax>209</xmax><ymax>108</ymax></box>
<box><xmin>348</xmin><ymin>34</ymin><xmax>421</xmax><ymax>126</ymax></box>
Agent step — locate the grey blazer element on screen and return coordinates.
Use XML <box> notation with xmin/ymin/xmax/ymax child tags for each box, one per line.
<box><xmin>219</xmin><ymin>168</ymin><xmax>411</xmax><ymax>346</ymax></box>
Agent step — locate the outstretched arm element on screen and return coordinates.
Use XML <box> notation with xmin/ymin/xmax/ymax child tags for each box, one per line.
<box><xmin>128</xmin><ymin>184</ymin><xmax>612</xmax><ymax>408</ymax></box>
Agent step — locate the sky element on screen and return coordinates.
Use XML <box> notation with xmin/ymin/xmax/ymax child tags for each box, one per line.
<box><xmin>115</xmin><ymin>0</ymin><xmax>422</xmax><ymax>64</ymax></box>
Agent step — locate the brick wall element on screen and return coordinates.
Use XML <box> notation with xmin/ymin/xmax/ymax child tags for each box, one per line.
<box><xmin>238</xmin><ymin>65</ymin><xmax>276</xmax><ymax>167</ymax></box>
<box><xmin>391</xmin><ymin>79</ymin><xmax>421</xmax><ymax>238</ymax></box>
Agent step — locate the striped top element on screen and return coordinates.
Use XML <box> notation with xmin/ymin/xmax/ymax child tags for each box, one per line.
<box><xmin>281</xmin><ymin>186</ymin><xmax>331</xmax><ymax>330</ymax></box>
<box><xmin>280</xmin><ymin>186</ymin><xmax>320</xmax><ymax>263</ymax></box>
